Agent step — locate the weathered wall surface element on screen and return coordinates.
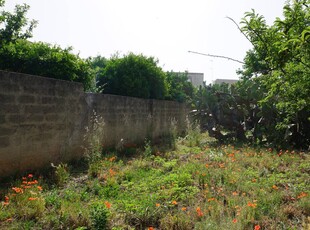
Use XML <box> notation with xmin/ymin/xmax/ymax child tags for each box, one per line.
<box><xmin>0</xmin><ymin>70</ymin><xmax>187</xmax><ymax>177</ymax></box>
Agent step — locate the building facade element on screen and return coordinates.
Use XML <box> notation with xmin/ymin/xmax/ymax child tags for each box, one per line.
<box><xmin>212</xmin><ymin>79</ymin><xmax>238</xmax><ymax>85</ymax></box>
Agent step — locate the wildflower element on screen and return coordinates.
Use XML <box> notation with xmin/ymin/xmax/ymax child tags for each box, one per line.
<box><xmin>297</xmin><ymin>192</ymin><xmax>307</xmax><ymax>199</ymax></box>
<box><xmin>28</xmin><ymin>197</ymin><xmax>38</xmax><ymax>201</ymax></box>
<box><xmin>28</xmin><ymin>174</ymin><xmax>33</xmax><ymax>178</ymax></box>
<box><xmin>252</xmin><ymin>178</ymin><xmax>257</xmax><ymax>183</ymax></box>
<box><xmin>232</xmin><ymin>218</ymin><xmax>238</xmax><ymax>223</ymax></box>
<box><xmin>22</xmin><ymin>177</ymin><xmax>27</xmax><ymax>180</ymax></box>
<box><xmin>12</xmin><ymin>187</ymin><xmax>23</xmax><ymax>194</ymax></box>
<box><xmin>272</xmin><ymin>185</ymin><xmax>278</xmax><ymax>190</ymax></box>
<box><xmin>109</xmin><ymin>168</ymin><xmax>116</xmax><ymax>177</ymax></box>
<box><xmin>148</xmin><ymin>227</ymin><xmax>154</xmax><ymax>230</ymax></box>
<box><xmin>109</xmin><ymin>156</ymin><xmax>116</xmax><ymax>162</ymax></box>
<box><xmin>247</xmin><ymin>201</ymin><xmax>257</xmax><ymax>208</ymax></box>
<box><xmin>104</xmin><ymin>201</ymin><xmax>111</xmax><ymax>209</ymax></box>
<box><xmin>155</xmin><ymin>203</ymin><xmax>160</xmax><ymax>207</ymax></box>
<box><xmin>24</xmin><ymin>186</ymin><xmax>32</xmax><ymax>189</ymax></box>
<box><xmin>37</xmin><ymin>186</ymin><xmax>43</xmax><ymax>191</ymax></box>
<box><xmin>3</xmin><ymin>196</ymin><xmax>9</xmax><ymax>205</ymax></box>
<box><xmin>172</xmin><ymin>200</ymin><xmax>178</xmax><ymax>205</ymax></box>
<box><xmin>205</xmin><ymin>163</ymin><xmax>209</xmax><ymax>168</ymax></box>
<box><xmin>196</xmin><ymin>207</ymin><xmax>203</xmax><ymax>217</ymax></box>
<box><xmin>235</xmin><ymin>205</ymin><xmax>243</xmax><ymax>215</ymax></box>
<box><xmin>207</xmin><ymin>197</ymin><xmax>215</xmax><ymax>202</ymax></box>
<box><xmin>232</xmin><ymin>191</ymin><xmax>238</xmax><ymax>196</ymax></box>
<box><xmin>219</xmin><ymin>163</ymin><xmax>225</xmax><ymax>168</ymax></box>
<box><xmin>181</xmin><ymin>207</ymin><xmax>187</xmax><ymax>211</ymax></box>
<box><xmin>254</xmin><ymin>225</ymin><xmax>261</xmax><ymax>230</ymax></box>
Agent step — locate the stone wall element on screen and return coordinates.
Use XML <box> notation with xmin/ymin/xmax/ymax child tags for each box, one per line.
<box><xmin>0</xmin><ymin>70</ymin><xmax>187</xmax><ymax>177</ymax></box>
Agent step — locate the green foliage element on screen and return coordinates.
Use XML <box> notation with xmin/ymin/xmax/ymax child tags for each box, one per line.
<box><xmin>143</xmin><ymin>139</ymin><xmax>152</xmax><ymax>158</ymax></box>
<box><xmin>90</xmin><ymin>202</ymin><xmax>109</xmax><ymax>230</ymax></box>
<box><xmin>83</xmin><ymin>112</ymin><xmax>105</xmax><ymax>165</ymax></box>
<box><xmin>238</xmin><ymin>0</ymin><xmax>310</xmax><ymax>148</ymax></box>
<box><xmin>0</xmin><ymin>40</ymin><xmax>95</xmax><ymax>91</ymax></box>
<box><xmin>193</xmin><ymin>1</ymin><xmax>309</xmax><ymax>149</ymax></box>
<box><xmin>185</xmin><ymin>118</ymin><xmax>201</xmax><ymax>147</ymax></box>
<box><xmin>87</xmin><ymin>55</ymin><xmax>108</xmax><ymax>92</ymax></box>
<box><xmin>192</xmin><ymin>83</ymin><xmax>248</xmax><ymax>143</ymax></box>
<box><xmin>52</xmin><ymin>163</ymin><xmax>69</xmax><ymax>187</ymax></box>
<box><xmin>97</xmin><ymin>53</ymin><xmax>168</xmax><ymax>99</ymax></box>
<box><xmin>45</xmin><ymin>190</ymin><xmax>61</xmax><ymax>210</ymax></box>
<box><xmin>0</xmin><ymin>1</ymin><xmax>95</xmax><ymax>91</ymax></box>
<box><xmin>0</xmin><ymin>0</ymin><xmax>37</xmax><ymax>45</ymax></box>
<box><xmin>166</xmin><ymin>71</ymin><xmax>195</xmax><ymax>103</ymax></box>
<box><xmin>159</xmin><ymin>212</ymin><xmax>194</xmax><ymax>230</ymax></box>
<box><xmin>0</xmin><ymin>134</ymin><xmax>309</xmax><ymax>229</ymax></box>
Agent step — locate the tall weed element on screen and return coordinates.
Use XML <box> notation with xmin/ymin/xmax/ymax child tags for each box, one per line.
<box><xmin>185</xmin><ymin>116</ymin><xmax>201</xmax><ymax>147</ymax></box>
<box><xmin>83</xmin><ymin>111</ymin><xmax>105</xmax><ymax>164</ymax></box>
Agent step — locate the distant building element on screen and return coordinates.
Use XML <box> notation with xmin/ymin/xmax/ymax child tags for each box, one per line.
<box><xmin>212</xmin><ymin>79</ymin><xmax>238</xmax><ymax>85</ymax></box>
<box><xmin>172</xmin><ymin>72</ymin><xmax>204</xmax><ymax>87</ymax></box>
<box><xmin>186</xmin><ymin>72</ymin><xmax>204</xmax><ymax>87</ymax></box>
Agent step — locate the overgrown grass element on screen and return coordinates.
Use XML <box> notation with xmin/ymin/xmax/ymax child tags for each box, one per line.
<box><xmin>0</xmin><ymin>133</ymin><xmax>309</xmax><ymax>229</ymax></box>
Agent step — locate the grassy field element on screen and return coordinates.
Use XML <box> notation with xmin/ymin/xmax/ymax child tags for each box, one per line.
<box><xmin>0</xmin><ymin>132</ymin><xmax>309</xmax><ymax>229</ymax></box>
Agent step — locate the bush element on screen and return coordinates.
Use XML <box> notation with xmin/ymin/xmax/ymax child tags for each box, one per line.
<box><xmin>0</xmin><ymin>1</ymin><xmax>95</xmax><ymax>91</ymax></box>
<box><xmin>0</xmin><ymin>40</ymin><xmax>95</xmax><ymax>91</ymax></box>
<box><xmin>90</xmin><ymin>202</ymin><xmax>109</xmax><ymax>230</ymax></box>
<box><xmin>97</xmin><ymin>53</ymin><xmax>168</xmax><ymax>99</ymax></box>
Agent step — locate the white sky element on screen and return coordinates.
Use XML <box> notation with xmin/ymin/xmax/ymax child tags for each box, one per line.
<box><xmin>4</xmin><ymin>0</ymin><xmax>286</xmax><ymax>84</ymax></box>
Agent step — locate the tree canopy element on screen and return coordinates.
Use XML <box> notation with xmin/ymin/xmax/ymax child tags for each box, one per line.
<box><xmin>0</xmin><ymin>0</ymin><xmax>37</xmax><ymax>45</ymax></box>
<box><xmin>239</xmin><ymin>0</ymin><xmax>310</xmax><ymax>148</ymax></box>
<box><xmin>193</xmin><ymin>0</ymin><xmax>310</xmax><ymax>149</ymax></box>
<box><xmin>97</xmin><ymin>53</ymin><xmax>168</xmax><ymax>99</ymax></box>
<box><xmin>0</xmin><ymin>0</ymin><xmax>95</xmax><ymax>91</ymax></box>
<box><xmin>165</xmin><ymin>71</ymin><xmax>195</xmax><ymax>103</ymax></box>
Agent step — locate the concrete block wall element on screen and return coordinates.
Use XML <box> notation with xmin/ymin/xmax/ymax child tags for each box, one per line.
<box><xmin>0</xmin><ymin>70</ymin><xmax>187</xmax><ymax>177</ymax></box>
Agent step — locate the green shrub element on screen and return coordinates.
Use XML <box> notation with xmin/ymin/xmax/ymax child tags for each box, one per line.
<box><xmin>90</xmin><ymin>202</ymin><xmax>109</xmax><ymax>230</ymax></box>
<box><xmin>52</xmin><ymin>163</ymin><xmax>69</xmax><ymax>187</ymax></box>
<box><xmin>97</xmin><ymin>53</ymin><xmax>168</xmax><ymax>99</ymax></box>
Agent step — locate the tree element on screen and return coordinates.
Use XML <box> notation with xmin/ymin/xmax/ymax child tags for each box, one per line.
<box><xmin>191</xmin><ymin>1</ymin><xmax>309</xmax><ymax>149</ymax></box>
<box><xmin>0</xmin><ymin>0</ymin><xmax>37</xmax><ymax>45</ymax></box>
<box><xmin>97</xmin><ymin>53</ymin><xmax>168</xmax><ymax>99</ymax></box>
<box><xmin>0</xmin><ymin>0</ymin><xmax>95</xmax><ymax>91</ymax></box>
<box><xmin>237</xmin><ymin>0</ymin><xmax>310</xmax><ymax>148</ymax></box>
<box><xmin>87</xmin><ymin>55</ymin><xmax>108</xmax><ymax>92</ymax></box>
<box><xmin>192</xmin><ymin>82</ymin><xmax>248</xmax><ymax>142</ymax></box>
<box><xmin>0</xmin><ymin>40</ymin><xmax>94</xmax><ymax>90</ymax></box>
<box><xmin>165</xmin><ymin>71</ymin><xmax>195</xmax><ymax>103</ymax></box>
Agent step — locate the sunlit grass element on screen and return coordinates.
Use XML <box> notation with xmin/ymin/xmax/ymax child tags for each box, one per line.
<box><xmin>0</xmin><ymin>133</ymin><xmax>309</xmax><ymax>229</ymax></box>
